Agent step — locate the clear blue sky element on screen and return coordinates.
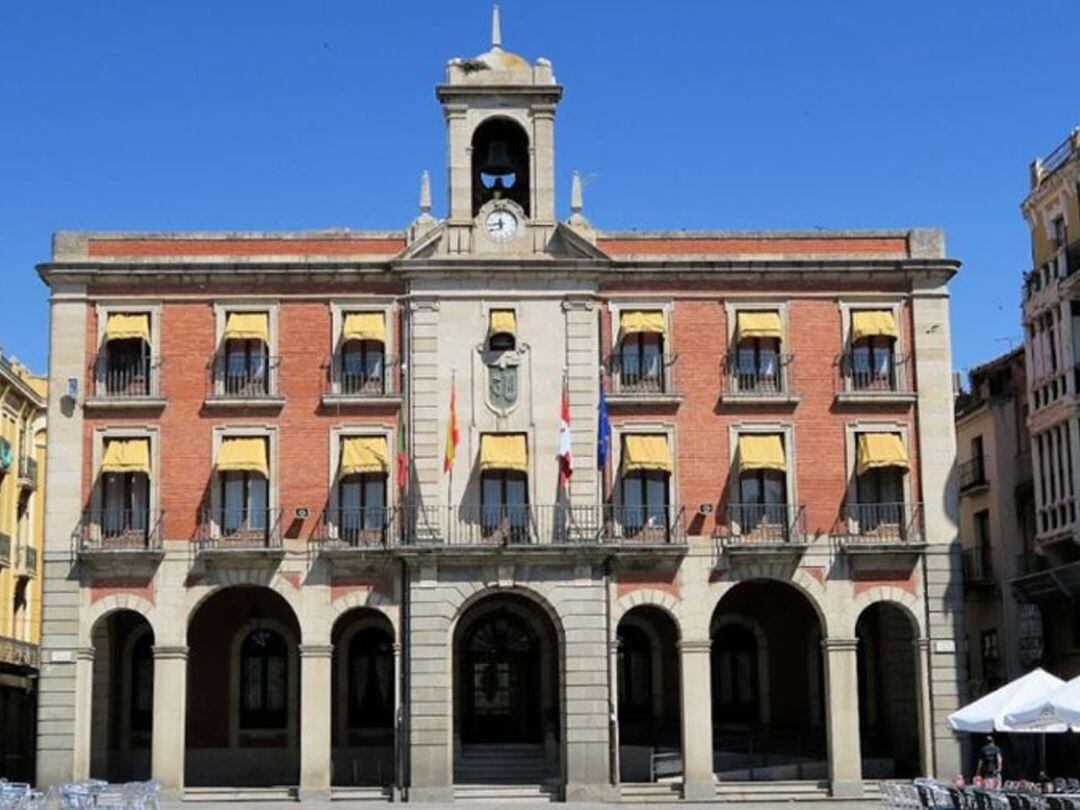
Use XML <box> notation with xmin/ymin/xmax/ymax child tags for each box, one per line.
<box><xmin>2</xmin><ymin>1</ymin><xmax>1077</xmax><ymax>375</ymax></box>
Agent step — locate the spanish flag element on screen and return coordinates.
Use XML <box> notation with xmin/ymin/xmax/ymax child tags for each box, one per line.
<box><xmin>443</xmin><ymin>383</ymin><xmax>459</xmax><ymax>473</ymax></box>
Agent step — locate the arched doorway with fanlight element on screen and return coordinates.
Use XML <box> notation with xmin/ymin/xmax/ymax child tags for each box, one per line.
<box><xmin>331</xmin><ymin>608</ymin><xmax>396</xmax><ymax>788</ymax></box>
<box><xmin>452</xmin><ymin>592</ymin><xmax>561</xmax><ymax>788</ymax></box>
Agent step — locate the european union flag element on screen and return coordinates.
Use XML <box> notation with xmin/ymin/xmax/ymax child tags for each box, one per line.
<box><xmin>597</xmin><ymin>386</ymin><xmax>611</xmax><ymax>470</ymax></box>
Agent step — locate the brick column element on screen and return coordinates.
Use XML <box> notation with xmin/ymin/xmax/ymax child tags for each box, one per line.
<box><xmin>151</xmin><ymin>645</ymin><xmax>188</xmax><ymax>797</ymax></box>
<box><xmin>679</xmin><ymin>639</ymin><xmax>714</xmax><ymax>800</ymax></box>
<box><xmin>299</xmin><ymin>644</ymin><xmax>334</xmax><ymax>800</ymax></box>
<box><xmin>823</xmin><ymin>638</ymin><xmax>863</xmax><ymax>798</ymax></box>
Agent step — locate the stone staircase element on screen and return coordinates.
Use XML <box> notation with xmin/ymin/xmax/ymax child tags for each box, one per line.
<box><xmin>183</xmin><ymin>786</ymin><xmax>299</xmax><ymax>802</ymax></box>
<box><xmin>714</xmin><ymin>780</ymin><xmax>832</xmax><ymax>802</ymax></box>
<box><xmin>619</xmin><ymin>781</ymin><xmax>683</xmax><ymax>802</ymax></box>
<box><xmin>454</xmin><ymin>744</ymin><xmax>559</xmax><ymax>802</ymax></box>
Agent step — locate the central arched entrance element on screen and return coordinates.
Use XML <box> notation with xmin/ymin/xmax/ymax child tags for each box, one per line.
<box><xmin>453</xmin><ymin>592</ymin><xmax>560</xmax><ymax>786</ymax></box>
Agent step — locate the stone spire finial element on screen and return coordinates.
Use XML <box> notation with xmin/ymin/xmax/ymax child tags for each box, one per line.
<box><xmin>419</xmin><ymin>170</ymin><xmax>432</xmax><ymax>214</ymax></box>
<box><xmin>570</xmin><ymin>171</ymin><xmax>583</xmax><ymax>215</ymax></box>
<box><xmin>492</xmin><ymin>5</ymin><xmax>502</xmax><ymax>48</ymax></box>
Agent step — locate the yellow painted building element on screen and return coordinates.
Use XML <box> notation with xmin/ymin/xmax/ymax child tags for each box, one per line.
<box><xmin>0</xmin><ymin>349</ymin><xmax>46</xmax><ymax>782</ymax></box>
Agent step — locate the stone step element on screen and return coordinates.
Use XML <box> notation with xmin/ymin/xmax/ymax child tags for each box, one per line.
<box><xmin>620</xmin><ymin>781</ymin><xmax>683</xmax><ymax>802</ymax></box>
<box><xmin>715</xmin><ymin>779</ymin><xmax>832</xmax><ymax>801</ymax></box>
<box><xmin>453</xmin><ymin>783</ymin><xmax>559</xmax><ymax>802</ymax></box>
<box><xmin>330</xmin><ymin>786</ymin><xmax>394</xmax><ymax>802</ymax></box>
<box><xmin>183</xmin><ymin>786</ymin><xmax>298</xmax><ymax>802</ymax></box>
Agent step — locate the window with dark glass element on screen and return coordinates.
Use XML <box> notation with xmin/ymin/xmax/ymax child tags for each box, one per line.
<box><xmin>347</xmin><ymin>628</ymin><xmax>394</xmax><ymax>729</ymax></box>
<box><xmin>221</xmin><ymin>471</ymin><xmax>268</xmax><ymax>535</ymax></box>
<box><xmin>851</xmin><ymin>336</ymin><xmax>896</xmax><ymax>390</ymax></box>
<box><xmin>856</xmin><ymin>467</ymin><xmax>905</xmax><ymax>529</ymax></box>
<box><xmin>619</xmin><ymin>333</ymin><xmax>663</xmax><ymax>392</ymax></box>
<box><xmin>224</xmin><ymin>338</ymin><xmax>268</xmax><ymax>396</ymax></box>
<box><xmin>736</xmin><ymin>337</ymin><xmax>780</xmax><ymax>391</ymax></box>
<box><xmin>620</xmin><ymin>470</ymin><xmax>669</xmax><ymax>534</ymax></box>
<box><xmin>480</xmin><ymin>470</ymin><xmax>529</xmax><ymax>540</ymax></box>
<box><xmin>738</xmin><ymin>468</ymin><xmax>787</xmax><ymax>529</ymax></box>
<box><xmin>339</xmin><ymin>473</ymin><xmax>387</xmax><ymax>542</ymax></box>
<box><xmin>130</xmin><ymin>632</ymin><xmax>153</xmax><ymax>734</ymax></box>
<box><xmin>105</xmin><ymin>338</ymin><xmax>150</xmax><ymax>397</ymax></box>
<box><xmin>341</xmin><ymin>340</ymin><xmax>385</xmax><ymax>395</ymax></box>
<box><xmin>712</xmin><ymin>624</ymin><xmax>760</xmax><ymax>725</ymax></box>
<box><xmin>240</xmin><ymin>628</ymin><xmax>288</xmax><ymax>729</ymax></box>
<box><xmin>102</xmin><ymin>471</ymin><xmax>149</xmax><ymax>538</ymax></box>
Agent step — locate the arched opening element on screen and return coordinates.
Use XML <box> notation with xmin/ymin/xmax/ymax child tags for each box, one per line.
<box><xmin>856</xmin><ymin>602</ymin><xmax>920</xmax><ymax>779</ymax></box>
<box><xmin>185</xmin><ymin>586</ymin><xmax>300</xmax><ymax>787</ymax></box>
<box><xmin>710</xmin><ymin>580</ymin><xmax>825</xmax><ymax>782</ymax></box>
<box><xmin>453</xmin><ymin>592</ymin><xmax>560</xmax><ymax>785</ymax></box>
<box><xmin>89</xmin><ymin>610</ymin><xmax>154</xmax><ymax>782</ymax></box>
<box><xmin>331</xmin><ymin>608</ymin><xmax>395</xmax><ymax>787</ymax></box>
<box><xmin>616</xmin><ymin>606</ymin><xmax>681</xmax><ymax>783</ymax></box>
<box><xmin>471</xmin><ymin>118</ymin><xmax>530</xmax><ymax>217</ymax></box>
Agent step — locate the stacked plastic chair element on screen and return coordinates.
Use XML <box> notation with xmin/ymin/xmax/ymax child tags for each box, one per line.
<box><xmin>54</xmin><ymin>779</ymin><xmax>160</xmax><ymax>809</ymax></box>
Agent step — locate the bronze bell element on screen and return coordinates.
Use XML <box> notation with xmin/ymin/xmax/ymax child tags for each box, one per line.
<box><xmin>483</xmin><ymin>139</ymin><xmax>514</xmax><ymax>175</ymax></box>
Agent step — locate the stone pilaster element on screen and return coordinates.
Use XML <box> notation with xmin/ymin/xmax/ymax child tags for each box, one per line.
<box><xmin>679</xmin><ymin>639</ymin><xmax>715</xmax><ymax>800</ymax></box>
<box><xmin>299</xmin><ymin>644</ymin><xmax>334</xmax><ymax>801</ymax></box>
<box><xmin>562</xmin><ymin>297</ymin><xmax>599</xmax><ymax>506</ymax></box>
<box><xmin>823</xmin><ymin>638</ymin><xmax>863</xmax><ymax>798</ymax></box>
<box><xmin>151</xmin><ymin>646</ymin><xmax>188</xmax><ymax>797</ymax></box>
<box><xmin>72</xmin><ymin>647</ymin><xmax>95</xmax><ymax>782</ymax></box>
<box><xmin>408</xmin><ymin>298</ymin><xmax>443</xmax><ymax>520</ymax></box>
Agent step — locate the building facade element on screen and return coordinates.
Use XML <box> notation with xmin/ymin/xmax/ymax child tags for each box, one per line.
<box><xmin>36</xmin><ymin>14</ymin><xmax>965</xmax><ymax>803</ymax></box>
<box><xmin>1016</xmin><ymin>128</ymin><xmax>1080</xmax><ymax>676</ymax></box>
<box><xmin>0</xmin><ymin>349</ymin><xmax>46</xmax><ymax>783</ymax></box>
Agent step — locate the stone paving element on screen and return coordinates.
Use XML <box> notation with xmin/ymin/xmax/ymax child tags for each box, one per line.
<box><xmin>158</xmin><ymin>802</ymin><xmax>884</xmax><ymax>809</ymax></box>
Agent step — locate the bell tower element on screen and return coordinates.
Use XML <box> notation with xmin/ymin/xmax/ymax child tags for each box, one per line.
<box><xmin>436</xmin><ymin>7</ymin><xmax>563</xmax><ymax>255</ymax></box>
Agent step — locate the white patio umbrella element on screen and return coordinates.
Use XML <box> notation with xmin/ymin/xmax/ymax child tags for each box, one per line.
<box><xmin>1005</xmin><ymin>674</ymin><xmax>1080</xmax><ymax>729</ymax></box>
<box><xmin>948</xmin><ymin>668</ymin><xmax>1069</xmax><ymax>733</ymax></box>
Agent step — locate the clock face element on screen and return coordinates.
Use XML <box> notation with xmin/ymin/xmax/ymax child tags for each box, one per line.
<box><xmin>484</xmin><ymin>209</ymin><xmax>519</xmax><ymax>242</ymax></box>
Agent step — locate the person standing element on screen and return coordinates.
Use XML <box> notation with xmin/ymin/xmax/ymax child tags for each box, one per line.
<box><xmin>976</xmin><ymin>735</ymin><xmax>1003</xmax><ymax>786</ymax></box>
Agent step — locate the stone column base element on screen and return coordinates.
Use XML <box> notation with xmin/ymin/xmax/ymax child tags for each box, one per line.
<box><xmin>565</xmin><ymin>782</ymin><xmax>612</xmax><ymax>802</ymax></box>
<box><xmin>683</xmin><ymin>779</ymin><xmax>716</xmax><ymax>800</ymax></box>
<box><xmin>295</xmin><ymin>787</ymin><xmax>330</xmax><ymax>805</ymax></box>
<box><xmin>407</xmin><ymin>785</ymin><xmax>455</xmax><ymax>802</ymax></box>
<box><xmin>831</xmin><ymin>780</ymin><xmax>865</xmax><ymax>798</ymax></box>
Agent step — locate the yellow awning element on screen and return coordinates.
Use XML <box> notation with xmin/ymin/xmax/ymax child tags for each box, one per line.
<box><xmin>215</xmin><ymin>437</ymin><xmax>268</xmax><ymax>476</ymax></box>
<box><xmin>479</xmin><ymin>434</ymin><xmax>528</xmax><ymax>473</ymax></box>
<box><xmin>104</xmin><ymin>313</ymin><xmax>150</xmax><ymax>344</ymax></box>
<box><xmin>489</xmin><ymin>310</ymin><xmax>516</xmax><ymax>337</ymax></box>
<box><xmin>621</xmin><ymin>434</ymin><xmax>673</xmax><ymax>474</ymax></box>
<box><xmin>618</xmin><ymin>310</ymin><xmax>665</xmax><ymax>340</ymax></box>
<box><xmin>223</xmin><ymin>312</ymin><xmax>269</xmax><ymax>343</ymax></box>
<box><xmin>851</xmin><ymin>310</ymin><xmax>899</xmax><ymax>342</ymax></box>
<box><xmin>342</xmin><ymin>312</ymin><xmax>386</xmax><ymax>344</ymax></box>
<box><xmin>101</xmin><ymin>438</ymin><xmax>150</xmax><ymax>474</ymax></box>
<box><xmin>736</xmin><ymin>311</ymin><xmax>782</xmax><ymax>341</ymax></box>
<box><xmin>340</xmin><ymin>436</ymin><xmax>389</xmax><ymax>476</ymax></box>
<box><xmin>856</xmin><ymin>433</ymin><xmax>909</xmax><ymax>476</ymax></box>
<box><xmin>738</xmin><ymin>434</ymin><xmax>786</xmax><ymax>471</ymax></box>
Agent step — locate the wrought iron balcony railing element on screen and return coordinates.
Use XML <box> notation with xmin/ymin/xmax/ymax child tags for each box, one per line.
<box><xmin>0</xmin><ymin>532</ymin><xmax>10</xmax><ymax>566</ymax></box>
<box><xmin>92</xmin><ymin>355</ymin><xmax>162</xmax><ymax>400</ymax></box>
<box><xmin>836</xmin><ymin>352</ymin><xmax>912</xmax><ymax>396</ymax></box>
<box><xmin>206</xmin><ymin>356</ymin><xmax>281</xmax><ymax>401</ymax></box>
<box><xmin>606</xmin><ymin>354</ymin><xmax>678</xmax><ymax>397</ymax></box>
<box><xmin>958</xmin><ymin>455</ymin><xmax>988</xmax><ymax>492</ymax></box>
<box><xmin>0</xmin><ymin>636</ymin><xmax>39</xmax><ymax>669</ymax></box>
<box><xmin>196</xmin><ymin>507</ymin><xmax>283</xmax><ymax>551</ymax></box>
<box><xmin>75</xmin><ymin>509</ymin><xmax>164</xmax><ymax>552</ymax></box>
<box><xmin>835</xmin><ymin>502</ymin><xmax>924</xmax><ymax>545</ymax></box>
<box><xmin>17</xmin><ymin>455</ymin><xmax>37</xmax><ymax>489</ymax></box>
<box><xmin>722</xmin><ymin>354</ymin><xmax>795</xmax><ymax>397</ymax></box>
<box><xmin>715</xmin><ymin>503</ymin><xmax>806</xmax><ymax>545</ymax></box>
<box><xmin>311</xmin><ymin>506</ymin><xmax>402</xmax><ymax>549</ymax></box>
<box><xmin>323</xmin><ymin>355</ymin><xmax>400</xmax><ymax>398</ymax></box>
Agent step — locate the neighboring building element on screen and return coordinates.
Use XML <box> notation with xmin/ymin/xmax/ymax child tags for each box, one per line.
<box><xmin>954</xmin><ymin>349</ymin><xmax>1039</xmax><ymax>696</ymax></box>
<box><xmin>0</xmin><ymin>348</ymin><xmax>46</xmax><ymax>782</ymax></box>
<box><xmin>1016</xmin><ymin>127</ymin><xmax>1080</xmax><ymax>678</ymax></box>
<box><xmin>35</xmin><ymin>11</ymin><xmax>964</xmax><ymax>803</ymax></box>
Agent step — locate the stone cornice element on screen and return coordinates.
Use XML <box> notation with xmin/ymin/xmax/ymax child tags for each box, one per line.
<box><xmin>677</xmin><ymin>640</ymin><xmax>712</xmax><ymax>653</ymax></box>
<box><xmin>151</xmin><ymin>645</ymin><xmax>189</xmax><ymax>660</ymax></box>
<box><xmin>821</xmin><ymin>638</ymin><xmax>859</xmax><ymax>653</ymax></box>
<box><xmin>299</xmin><ymin>644</ymin><xmax>334</xmax><ymax>658</ymax></box>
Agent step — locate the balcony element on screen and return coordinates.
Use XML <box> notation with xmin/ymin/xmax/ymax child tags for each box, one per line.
<box><xmin>86</xmin><ymin>355</ymin><xmax>164</xmax><ymax>408</ymax></box>
<box><xmin>204</xmin><ymin>356</ymin><xmax>284</xmax><ymax>408</ymax></box>
<box><xmin>311</xmin><ymin>506</ymin><xmax>401</xmax><ymax>553</ymax></box>
<box><xmin>957</xmin><ymin>455</ymin><xmax>988</xmax><ymax>495</ymax></box>
<box><xmin>15</xmin><ymin>544</ymin><xmax>37</xmax><ymax>579</ymax></box>
<box><xmin>962</xmin><ymin>546</ymin><xmax>995</xmax><ymax>589</ymax></box>
<box><xmin>196</xmin><ymin>507</ymin><xmax>284</xmax><ymax>559</ymax></box>
<box><xmin>0</xmin><ymin>636</ymin><xmax>39</xmax><ymax>670</ymax></box>
<box><xmin>320</xmin><ymin>355</ymin><xmax>402</xmax><ymax>408</ymax></box>
<box><xmin>403</xmin><ymin>504</ymin><xmax>686</xmax><ymax>550</ymax></box>
<box><xmin>720</xmin><ymin>354</ymin><xmax>798</xmax><ymax>405</ymax></box>
<box><xmin>17</xmin><ymin>455</ymin><xmax>37</xmax><ymax>491</ymax></box>
<box><xmin>835</xmin><ymin>502</ymin><xmax>926</xmax><ymax>555</ymax></box>
<box><xmin>715</xmin><ymin>503</ymin><xmax>807</xmax><ymax>559</ymax></box>
<box><xmin>75</xmin><ymin>509</ymin><xmax>165</xmax><ymax>569</ymax></box>
<box><xmin>1012</xmin><ymin>558</ymin><xmax>1080</xmax><ymax>603</ymax></box>
<box><xmin>605</xmin><ymin>354</ymin><xmax>682</xmax><ymax>408</ymax></box>
<box><xmin>0</xmin><ymin>533</ymin><xmax>10</xmax><ymax>567</ymax></box>
<box><xmin>835</xmin><ymin>353</ymin><xmax>915</xmax><ymax>404</ymax></box>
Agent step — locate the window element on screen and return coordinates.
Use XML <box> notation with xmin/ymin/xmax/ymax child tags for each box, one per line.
<box><xmin>974</xmin><ymin>509</ymin><xmax>991</xmax><ymax>552</ymax></box>
<box><xmin>856</xmin><ymin>467</ymin><xmax>905</xmax><ymax>530</ymax></box>
<box><xmin>980</xmin><ymin>629</ymin><xmax>1001</xmax><ymax>686</ymax></box>
<box><xmin>347</xmin><ymin>628</ymin><xmax>394</xmax><ymax>729</ymax></box>
<box><xmin>619</xmin><ymin>332</ymin><xmax>663</xmax><ymax>393</ymax></box>
<box><xmin>105</xmin><ymin>339</ymin><xmax>150</xmax><ymax>397</ymax></box>
<box><xmin>480</xmin><ymin>470</ymin><xmax>529</xmax><ymax>541</ymax></box>
<box><xmin>736</xmin><ymin>337</ymin><xmax>780</xmax><ymax>392</ymax></box>
<box><xmin>712</xmin><ymin>624</ymin><xmax>760</xmax><ymax>725</ymax></box>
<box><xmin>102</xmin><ymin>471</ymin><xmax>149</xmax><ymax>539</ymax></box>
<box><xmin>339</xmin><ymin>473</ymin><xmax>387</xmax><ymax>544</ymax></box>
<box><xmin>487</xmin><ymin>310</ymin><xmax>516</xmax><ymax>353</ymax></box>
<box><xmin>223</xmin><ymin>338</ymin><xmax>268</xmax><ymax>396</ymax></box>
<box><xmin>621</xmin><ymin>470</ymin><xmax>669</xmax><ymax>536</ymax></box>
<box><xmin>221</xmin><ymin>471</ymin><xmax>268</xmax><ymax>537</ymax></box>
<box><xmin>1053</xmin><ymin>216</ymin><xmax>1067</xmax><ymax>250</ymax></box>
<box><xmin>341</xmin><ymin>340</ymin><xmax>384</xmax><ymax>395</ymax></box>
<box><xmin>738</xmin><ymin>468</ymin><xmax>787</xmax><ymax>529</ymax></box>
<box><xmin>130</xmin><ymin>633</ymin><xmax>153</xmax><ymax>734</ymax></box>
<box><xmin>239</xmin><ymin>628</ymin><xmax>287</xmax><ymax>730</ymax></box>
<box><xmin>851</xmin><ymin>336</ymin><xmax>896</xmax><ymax>391</ymax></box>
